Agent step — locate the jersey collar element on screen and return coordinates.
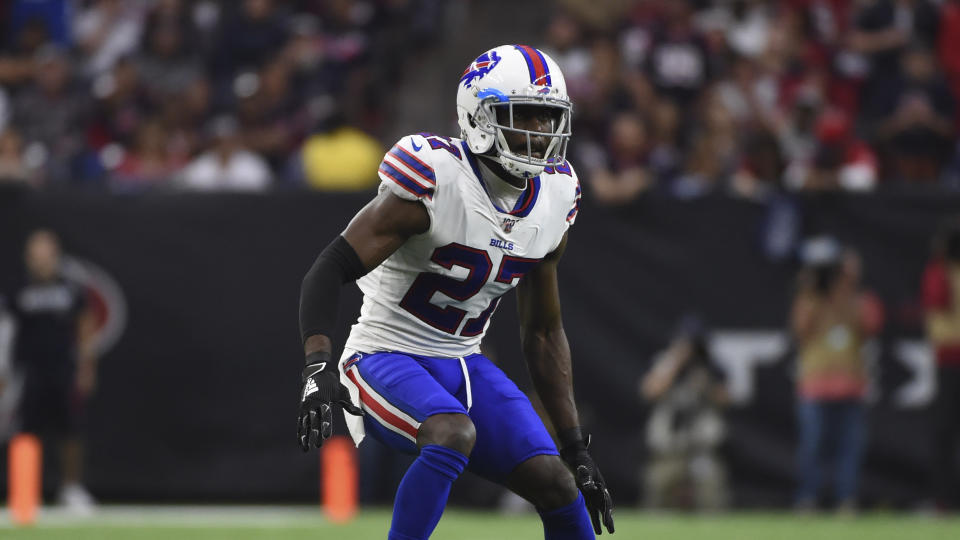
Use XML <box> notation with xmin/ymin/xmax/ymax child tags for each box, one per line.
<box><xmin>462</xmin><ymin>141</ymin><xmax>541</xmax><ymax>218</ymax></box>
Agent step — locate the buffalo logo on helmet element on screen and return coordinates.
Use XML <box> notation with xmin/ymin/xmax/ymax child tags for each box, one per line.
<box><xmin>460</xmin><ymin>51</ymin><xmax>502</xmax><ymax>89</ymax></box>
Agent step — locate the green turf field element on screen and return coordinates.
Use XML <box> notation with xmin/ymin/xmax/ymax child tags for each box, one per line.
<box><xmin>2</xmin><ymin>507</ymin><xmax>959</xmax><ymax>539</ymax></box>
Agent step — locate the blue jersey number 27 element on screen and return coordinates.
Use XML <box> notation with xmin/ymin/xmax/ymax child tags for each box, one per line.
<box><xmin>399</xmin><ymin>243</ymin><xmax>539</xmax><ymax>336</ymax></box>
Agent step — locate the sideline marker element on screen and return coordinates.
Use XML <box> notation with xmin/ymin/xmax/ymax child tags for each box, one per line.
<box><xmin>9</xmin><ymin>433</ymin><xmax>42</xmax><ymax>526</ymax></box>
<box><xmin>321</xmin><ymin>435</ymin><xmax>358</xmax><ymax>523</ymax></box>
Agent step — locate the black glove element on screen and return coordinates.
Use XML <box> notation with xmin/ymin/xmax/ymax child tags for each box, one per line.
<box><xmin>297</xmin><ymin>351</ymin><xmax>364</xmax><ymax>451</ymax></box>
<box><xmin>559</xmin><ymin>427</ymin><xmax>614</xmax><ymax>535</ymax></box>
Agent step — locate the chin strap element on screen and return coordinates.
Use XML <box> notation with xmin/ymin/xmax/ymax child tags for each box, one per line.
<box><xmin>500</xmin><ymin>157</ymin><xmax>543</xmax><ymax>179</ymax></box>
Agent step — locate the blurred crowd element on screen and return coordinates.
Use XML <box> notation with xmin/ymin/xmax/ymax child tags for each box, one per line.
<box><xmin>551</xmin><ymin>0</ymin><xmax>960</xmax><ymax>203</ymax></box>
<box><xmin>0</xmin><ymin>0</ymin><xmax>446</xmax><ymax>191</ymax></box>
<box><xmin>2</xmin><ymin>0</ymin><xmax>960</xmax><ymax>196</ymax></box>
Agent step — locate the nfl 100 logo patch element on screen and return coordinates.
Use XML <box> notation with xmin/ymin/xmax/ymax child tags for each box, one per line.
<box><xmin>501</xmin><ymin>217</ymin><xmax>519</xmax><ymax>233</ymax></box>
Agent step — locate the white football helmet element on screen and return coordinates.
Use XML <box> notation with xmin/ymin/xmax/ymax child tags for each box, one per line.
<box><xmin>456</xmin><ymin>44</ymin><xmax>572</xmax><ymax>178</ymax></box>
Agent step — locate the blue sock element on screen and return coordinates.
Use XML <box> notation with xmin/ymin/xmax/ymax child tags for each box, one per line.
<box><xmin>388</xmin><ymin>444</ymin><xmax>468</xmax><ymax>540</ymax></box>
<box><xmin>539</xmin><ymin>492</ymin><xmax>596</xmax><ymax>540</ymax></box>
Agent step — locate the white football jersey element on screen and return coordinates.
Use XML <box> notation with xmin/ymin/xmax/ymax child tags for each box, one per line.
<box><xmin>343</xmin><ymin>132</ymin><xmax>581</xmax><ymax>359</ymax></box>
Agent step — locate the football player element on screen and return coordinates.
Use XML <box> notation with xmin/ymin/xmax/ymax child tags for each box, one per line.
<box><xmin>297</xmin><ymin>45</ymin><xmax>614</xmax><ymax>539</ymax></box>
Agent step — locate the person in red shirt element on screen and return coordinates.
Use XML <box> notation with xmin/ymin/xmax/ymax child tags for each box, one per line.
<box><xmin>922</xmin><ymin>217</ymin><xmax>960</xmax><ymax>510</ymax></box>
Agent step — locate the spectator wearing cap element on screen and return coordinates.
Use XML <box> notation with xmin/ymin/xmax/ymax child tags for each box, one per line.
<box><xmin>177</xmin><ymin>116</ymin><xmax>272</xmax><ymax>191</ymax></box>
<box><xmin>791</xmin><ymin>239</ymin><xmax>883</xmax><ymax>512</ymax></box>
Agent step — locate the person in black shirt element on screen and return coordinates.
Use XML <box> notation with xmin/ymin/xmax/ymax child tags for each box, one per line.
<box><xmin>5</xmin><ymin>229</ymin><xmax>97</xmax><ymax>512</ymax></box>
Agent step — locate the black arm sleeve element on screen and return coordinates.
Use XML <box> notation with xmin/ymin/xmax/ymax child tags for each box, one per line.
<box><xmin>299</xmin><ymin>235</ymin><xmax>369</xmax><ymax>345</ymax></box>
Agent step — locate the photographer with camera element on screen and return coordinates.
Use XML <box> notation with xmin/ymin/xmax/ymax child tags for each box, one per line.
<box><xmin>791</xmin><ymin>238</ymin><xmax>883</xmax><ymax>512</ymax></box>
<box><xmin>922</xmin><ymin>218</ymin><xmax>960</xmax><ymax>511</ymax></box>
<box><xmin>639</xmin><ymin>315</ymin><xmax>730</xmax><ymax>510</ymax></box>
